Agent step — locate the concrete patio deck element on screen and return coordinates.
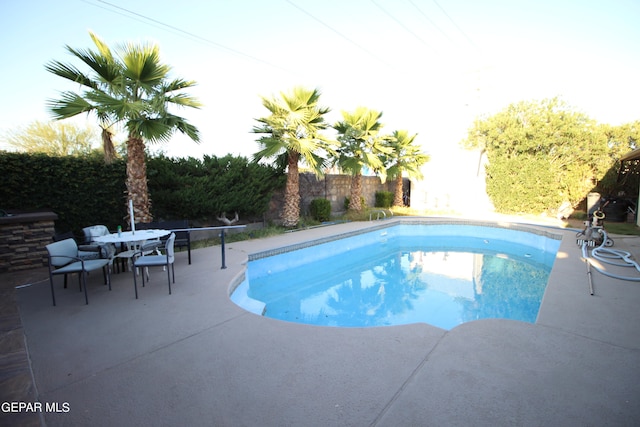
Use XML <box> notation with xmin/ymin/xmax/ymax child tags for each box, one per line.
<box><xmin>4</xmin><ymin>217</ymin><xmax>640</xmax><ymax>426</ymax></box>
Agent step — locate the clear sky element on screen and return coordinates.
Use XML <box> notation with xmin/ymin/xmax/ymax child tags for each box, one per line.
<box><xmin>1</xmin><ymin>0</ymin><xmax>639</xmax><ymax>161</ymax></box>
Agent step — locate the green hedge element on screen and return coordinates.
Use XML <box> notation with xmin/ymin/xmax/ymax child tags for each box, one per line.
<box><xmin>0</xmin><ymin>152</ymin><xmax>284</xmax><ymax>236</ymax></box>
<box><xmin>0</xmin><ymin>152</ymin><xmax>126</xmax><ymax>235</ymax></box>
<box><xmin>147</xmin><ymin>154</ymin><xmax>285</xmax><ymax>221</ymax></box>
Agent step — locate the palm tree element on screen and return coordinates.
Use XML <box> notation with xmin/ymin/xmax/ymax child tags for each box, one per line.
<box><xmin>46</xmin><ymin>31</ymin><xmax>201</xmax><ymax>224</ymax></box>
<box><xmin>253</xmin><ymin>86</ymin><xmax>335</xmax><ymax>227</ymax></box>
<box><xmin>384</xmin><ymin>130</ymin><xmax>430</xmax><ymax>207</ymax></box>
<box><xmin>333</xmin><ymin>107</ymin><xmax>391</xmax><ymax>212</ymax></box>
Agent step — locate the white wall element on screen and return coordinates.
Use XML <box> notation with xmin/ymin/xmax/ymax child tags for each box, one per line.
<box><xmin>411</xmin><ymin>145</ymin><xmax>493</xmax><ymax>215</ymax></box>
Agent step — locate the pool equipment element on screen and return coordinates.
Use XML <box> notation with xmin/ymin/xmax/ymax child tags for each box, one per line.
<box><xmin>577</xmin><ymin>210</ymin><xmax>640</xmax><ymax>294</ymax></box>
<box><xmin>576</xmin><ymin>210</ymin><xmax>613</xmax><ymax>248</ymax></box>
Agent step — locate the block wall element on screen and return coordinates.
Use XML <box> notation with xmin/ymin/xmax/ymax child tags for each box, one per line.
<box><xmin>0</xmin><ymin>213</ymin><xmax>57</xmax><ymax>273</ymax></box>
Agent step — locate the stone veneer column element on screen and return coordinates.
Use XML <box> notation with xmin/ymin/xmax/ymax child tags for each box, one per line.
<box><xmin>0</xmin><ymin>212</ymin><xmax>58</xmax><ymax>274</ymax></box>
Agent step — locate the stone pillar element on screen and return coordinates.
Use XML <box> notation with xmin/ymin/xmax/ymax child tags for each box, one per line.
<box><xmin>0</xmin><ymin>212</ymin><xmax>58</xmax><ymax>273</ymax></box>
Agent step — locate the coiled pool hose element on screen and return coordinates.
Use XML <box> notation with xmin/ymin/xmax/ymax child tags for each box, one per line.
<box><xmin>581</xmin><ymin>228</ymin><xmax>640</xmax><ymax>296</ymax></box>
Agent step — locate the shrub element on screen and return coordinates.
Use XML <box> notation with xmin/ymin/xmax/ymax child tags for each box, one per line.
<box><xmin>375</xmin><ymin>191</ymin><xmax>393</xmax><ymax>208</ymax></box>
<box><xmin>309</xmin><ymin>198</ymin><xmax>331</xmax><ymax>222</ymax></box>
<box><xmin>147</xmin><ymin>154</ymin><xmax>284</xmax><ymax>222</ymax></box>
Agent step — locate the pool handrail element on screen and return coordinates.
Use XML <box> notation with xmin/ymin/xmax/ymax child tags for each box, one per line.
<box><xmin>170</xmin><ymin>225</ymin><xmax>246</xmax><ymax>269</ymax></box>
<box><xmin>369</xmin><ymin>209</ymin><xmax>393</xmax><ymax>221</ymax></box>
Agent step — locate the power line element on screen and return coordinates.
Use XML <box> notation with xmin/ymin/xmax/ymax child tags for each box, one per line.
<box><xmin>431</xmin><ymin>0</ymin><xmax>477</xmax><ymax>48</ymax></box>
<box><xmin>84</xmin><ymin>0</ymin><xmax>294</xmax><ymax>73</ymax></box>
<box><xmin>371</xmin><ymin>0</ymin><xmax>433</xmax><ymax>50</ymax></box>
<box><xmin>285</xmin><ymin>0</ymin><xmax>393</xmax><ymax>68</ymax></box>
<box><xmin>407</xmin><ymin>0</ymin><xmax>456</xmax><ymax>44</ymax></box>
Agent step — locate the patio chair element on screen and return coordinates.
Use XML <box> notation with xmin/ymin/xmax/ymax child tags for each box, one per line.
<box><xmin>81</xmin><ymin>225</ymin><xmax>116</xmax><ymax>259</ymax></box>
<box><xmin>54</xmin><ymin>230</ymin><xmax>100</xmax><ymax>261</ymax></box>
<box><xmin>112</xmin><ymin>234</ymin><xmax>162</xmax><ymax>274</ymax></box>
<box><xmin>137</xmin><ymin>220</ymin><xmax>191</xmax><ymax>264</ymax></box>
<box><xmin>131</xmin><ymin>233</ymin><xmax>176</xmax><ymax>299</ymax></box>
<box><xmin>45</xmin><ymin>238</ymin><xmax>111</xmax><ymax>306</ymax></box>
<box><xmin>53</xmin><ymin>230</ymin><xmax>109</xmax><ymax>287</ymax></box>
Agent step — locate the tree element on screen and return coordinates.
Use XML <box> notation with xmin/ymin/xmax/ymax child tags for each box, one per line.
<box><xmin>46</xmin><ymin>31</ymin><xmax>201</xmax><ymax>224</ymax></box>
<box><xmin>333</xmin><ymin>107</ymin><xmax>391</xmax><ymax>212</ymax></box>
<box><xmin>462</xmin><ymin>97</ymin><xmax>613</xmax><ymax>214</ymax></box>
<box><xmin>383</xmin><ymin>130</ymin><xmax>430</xmax><ymax>207</ymax></box>
<box><xmin>253</xmin><ymin>86</ymin><xmax>335</xmax><ymax>227</ymax></box>
<box><xmin>598</xmin><ymin>121</ymin><xmax>640</xmax><ymax>196</ymax></box>
<box><xmin>2</xmin><ymin>120</ymin><xmax>100</xmax><ymax>156</ymax></box>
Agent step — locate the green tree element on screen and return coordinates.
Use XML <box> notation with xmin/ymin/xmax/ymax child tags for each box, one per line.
<box><xmin>462</xmin><ymin>97</ymin><xmax>613</xmax><ymax>214</ymax></box>
<box><xmin>333</xmin><ymin>107</ymin><xmax>391</xmax><ymax>212</ymax></box>
<box><xmin>46</xmin><ymin>31</ymin><xmax>201</xmax><ymax>224</ymax></box>
<box><xmin>2</xmin><ymin>120</ymin><xmax>100</xmax><ymax>156</ymax></box>
<box><xmin>253</xmin><ymin>86</ymin><xmax>335</xmax><ymax>227</ymax></box>
<box><xmin>383</xmin><ymin>130</ymin><xmax>430</xmax><ymax>207</ymax></box>
<box><xmin>597</xmin><ymin>121</ymin><xmax>640</xmax><ymax>195</ymax></box>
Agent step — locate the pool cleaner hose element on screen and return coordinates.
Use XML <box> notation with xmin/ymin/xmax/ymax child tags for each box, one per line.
<box><xmin>581</xmin><ymin>228</ymin><xmax>640</xmax><ymax>296</ymax></box>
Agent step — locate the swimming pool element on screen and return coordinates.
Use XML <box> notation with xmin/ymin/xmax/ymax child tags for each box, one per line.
<box><xmin>231</xmin><ymin>222</ymin><xmax>562</xmax><ymax>330</ymax></box>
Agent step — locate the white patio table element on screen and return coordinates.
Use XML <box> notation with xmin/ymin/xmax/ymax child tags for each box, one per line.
<box><xmin>94</xmin><ymin>229</ymin><xmax>171</xmax><ymax>273</ymax></box>
<box><xmin>94</xmin><ymin>229</ymin><xmax>170</xmax><ymax>245</ymax></box>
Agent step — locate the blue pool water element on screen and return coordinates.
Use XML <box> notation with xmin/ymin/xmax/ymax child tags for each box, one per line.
<box><xmin>231</xmin><ymin>223</ymin><xmax>561</xmax><ymax>330</ymax></box>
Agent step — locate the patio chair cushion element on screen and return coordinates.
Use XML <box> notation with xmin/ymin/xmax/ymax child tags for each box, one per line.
<box><xmin>133</xmin><ymin>255</ymin><xmax>170</xmax><ymax>267</ymax></box>
<box><xmin>52</xmin><ymin>258</ymin><xmax>111</xmax><ymax>275</ymax></box>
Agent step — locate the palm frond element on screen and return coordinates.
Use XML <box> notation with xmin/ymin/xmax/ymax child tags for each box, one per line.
<box><xmin>65</xmin><ymin>45</ymin><xmax>121</xmax><ymax>85</ymax></box>
<box><xmin>173</xmin><ymin>119</ymin><xmax>200</xmax><ymax>142</ymax></box>
<box><xmin>164</xmin><ymin>78</ymin><xmax>198</xmax><ymax>92</ymax></box>
<box><xmin>165</xmin><ymin>92</ymin><xmax>202</xmax><ymax>109</ymax></box>
<box><xmin>252</xmin><ymin>138</ymin><xmax>286</xmax><ymax>162</ymax></box>
<box><xmin>46</xmin><ymin>92</ymin><xmax>95</xmax><ymax>119</ymax></box>
<box><xmin>44</xmin><ymin>60</ymin><xmax>99</xmax><ymax>90</ymax></box>
<box><xmin>121</xmin><ymin>42</ymin><xmax>170</xmax><ymax>86</ymax></box>
<box><xmin>88</xmin><ymin>31</ymin><xmax>115</xmax><ymax>62</ymax></box>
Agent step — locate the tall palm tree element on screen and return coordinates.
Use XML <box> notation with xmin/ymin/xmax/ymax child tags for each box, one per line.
<box><xmin>253</xmin><ymin>86</ymin><xmax>335</xmax><ymax>227</ymax></box>
<box><xmin>333</xmin><ymin>107</ymin><xmax>391</xmax><ymax>212</ymax></box>
<box><xmin>46</xmin><ymin>31</ymin><xmax>201</xmax><ymax>224</ymax></box>
<box><xmin>384</xmin><ymin>130</ymin><xmax>430</xmax><ymax>207</ymax></box>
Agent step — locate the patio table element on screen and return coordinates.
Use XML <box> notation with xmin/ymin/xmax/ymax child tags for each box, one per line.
<box><xmin>94</xmin><ymin>229</ymin><xmax>171</xmax><ymax>272</ymax></box>
<box><xmin>94</xmin><ymin>229</ymin><xmax>170</xmax><ymax>245</ymax></box>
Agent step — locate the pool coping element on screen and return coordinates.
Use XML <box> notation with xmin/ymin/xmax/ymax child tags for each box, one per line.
<box><xmin>247</xmin><ymin>217</ymin><xmax>563</xmax><ymax>261</ymax></box>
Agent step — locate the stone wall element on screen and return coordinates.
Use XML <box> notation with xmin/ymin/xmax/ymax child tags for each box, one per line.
<box><xmin>265</xmin><ymin>173</ymin><xmax>409</xmax><ymax>222</ymax></box>
<box><xmin>0</xmin><ymin>212</ymin><xmax>58</xmax><ymax>273</ymax></box>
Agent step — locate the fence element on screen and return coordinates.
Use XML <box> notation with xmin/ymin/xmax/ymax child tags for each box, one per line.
<box><xmin>264</xmin><ymin>173</ymin><xmax>410</xmax><ymax>222</ymax></box>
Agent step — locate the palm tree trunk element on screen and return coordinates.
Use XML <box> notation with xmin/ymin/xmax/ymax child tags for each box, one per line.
<box><xmin>282</xmin><ymin>151</ymin><xmax>300</xmax><ymax>227</ymax></box>
<box><xmin>349</xmin><ymin>173</ymin><xmax>363</xmax><ymax>212</ymax></box>
<box><xmin>126</xmin><ymin>134</ymin><xmax>152</xmax><ymax>225</ymax></box>
<box><xmin>393</xmin><ymin>174</ymin><xmax>404</xmax><ymax>207</ymax></box>
<box><xmin>100</xmin><ymin>126</ymin><xmax>116</xmax><ymax>165</ymax></box>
